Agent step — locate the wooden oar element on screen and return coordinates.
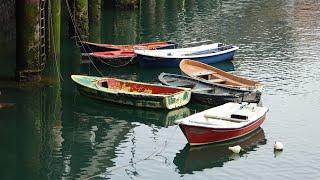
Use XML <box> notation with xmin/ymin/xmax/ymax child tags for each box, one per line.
<box><xmin>204</xmin><ymin>114</ymin><xmax>248</xmax><ymax>123</ymax></box>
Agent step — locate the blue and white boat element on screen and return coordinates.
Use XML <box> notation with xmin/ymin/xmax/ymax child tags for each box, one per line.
<box><xmin>134</xmin><ymin>43</ymin><xmax>239</xmax><ymax>68</ymax></box>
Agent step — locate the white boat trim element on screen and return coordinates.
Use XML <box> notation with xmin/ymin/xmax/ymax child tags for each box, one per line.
<box><xmin>134</xmin><ymin>43</ymin><xmax>239</xmax><ymax>59</ymax></box>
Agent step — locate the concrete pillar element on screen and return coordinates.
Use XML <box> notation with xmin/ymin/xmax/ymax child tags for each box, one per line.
<box><xmin>115</xmin><ymin>0</ymin><xmax>140</xmax><ymax>9</ymax></box>
<box><xmin>16</xmin><ymin>0</ymin><xmax>42</xmax><ymax>81</ymax></box>
<box><xmin>69</xmin><ymin>0</ymin><xmax>89</xmax><ymax>39</ymax></box>
<box><xmin>104</xmin><ymin>0</ymin><xmax>140</xmax><ymax>9</ymax></box>
<box><xmin>51</xmin><ymin>0</ymin><xmax>61</xmax><ymax>56</ymax></box>
<box><xmin>88</xmin><ymin>0</ymin><xmax>101</xmax><ymax>42</ymax></box>
<box><xmin>112</xmin><ymin>10</ymin><xmax>138</xmax><ymax>44</ymax></box>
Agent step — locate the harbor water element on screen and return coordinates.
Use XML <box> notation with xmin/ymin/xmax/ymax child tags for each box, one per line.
<box><xmin>1</xmin><ymin>0</ymin><xmax>320</xmax><ymax>179</ymax></box>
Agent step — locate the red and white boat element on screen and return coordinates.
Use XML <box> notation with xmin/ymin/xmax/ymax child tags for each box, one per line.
<box><xmin>175</xmin><ymin>103</ymin><xmax>269</xmax><ymax>146</ymax></box>
<box><xmin>80</xmin><ymin>41</ymin><xmax>178</xmax><ymax>66</ymax></box>
<box><xmin>80</xmin><ymin>41</ymin><xmax>178</xmax><ymax>56</ymax></box>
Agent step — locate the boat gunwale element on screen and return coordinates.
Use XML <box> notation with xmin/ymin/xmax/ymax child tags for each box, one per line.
<box><xmin>90</xmin><ymin>51</ymin><xmax>134</xmax><ymax>59</ymax></box>
<box><xmin>158</xmin><ymin>73</ymin><xmax>241</xmax><ymax>96</ymax></box>
<box><xmin>158</xmin><ymin>72</ymin><xmax>257</xmax><ymax>94</ymax></box>
<box><xmin>134</xmin><ymin>44</ymin><xmax>239</xmax><ymax>59</ymax></box>
<box><xmin>80</xmin><ymin>41</ymin><xmax>176</xmax><ymax>51</ymax></box>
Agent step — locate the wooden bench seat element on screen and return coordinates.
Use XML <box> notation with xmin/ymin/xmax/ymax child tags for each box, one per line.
<box><xmin>208</xmin><ymin>79</ymin><xmax>227</xmax><ymax>83</ymax></box>
<box><xmin>191</xmin><ymin>70</ymin><xmax>215</xmax><ymax>77</ymax></box>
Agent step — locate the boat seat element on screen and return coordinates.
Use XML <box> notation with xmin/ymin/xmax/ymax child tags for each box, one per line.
<box><xmin>191</xmin><ymin>70</ymin><xmax>215</xmax><ymax>77</ymax></box>
<box><xmin>231</xmin><ymin>114</ymin><xmax>248</xmax><ymax>120</ymax></box>
<box><xmin>208</xmin><ymin>79</ymin><xmax>226</xmax><ymax>83</ymax></box>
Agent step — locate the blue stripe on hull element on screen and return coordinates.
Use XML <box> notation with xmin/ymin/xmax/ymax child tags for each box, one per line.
<box><xmin>138</xmin><ymin>51</ymin><xmax>236</xmax><ymax>68</ymax></box>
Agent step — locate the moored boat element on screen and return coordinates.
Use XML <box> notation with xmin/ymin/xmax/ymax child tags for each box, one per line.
<box><xmin>158</xmin><ymin>73</ymin><xmax>243</xmax><ymax>106</ymax></box>
<box><xmin>135</xmin><ymin>43</ymin><xmax>239</xmax><ymax>67</ymax></box>
<box><xmin>180</xmin><ymin>59</ymin><xmax>263</xmax><ymax>91</ymax></box>
<box><xmin>175</xmin><ymin>102</ymin><xmax>269</xmax><ymax>146</ymax></box>
<box><xmin>158</xmin><ymin>73</ymin><xmax>261</xmax><ymax>105</ymax></box>
<box><xmin>71</xmin><ymin>75</ymin><xmax>191</xmax><ymax>109</ymax></box>
<box><xmin>79</xmin><ymin>41</ymin><xmax>178</xmax><ymax>56</ymax></box>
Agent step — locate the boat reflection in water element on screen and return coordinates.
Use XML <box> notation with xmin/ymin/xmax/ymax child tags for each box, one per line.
<box><xmin>74</xmin><ymin>95</ymin><xmax>191</xmax><ymax>127</ymax></box>
<box><xmin>173</xmin><ymin>128</ymin><xmax>266</xmax><ymax>174</ymax></box>
<box><xmin>65</xmin><ymin>95</ymin><xmax>190</xmax><ymax>178</ymax></box>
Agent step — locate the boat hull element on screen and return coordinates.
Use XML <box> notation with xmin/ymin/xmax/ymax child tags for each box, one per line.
<box><xmin>179</xmin><ymin>115</ymin><xmax>266</xmax><ymax>146</ymax></box>
<box><xmin>137</xmin><ymin>50</ymin><xmax>236</xmax><ymax>68</ymax></box>
<box><xmin>180</xmin><ymin>59</ymin><xmax>263</xmax><ymax>92</ymax></box>
<box><xmin>72</xmin><ymin>76</ymin><xmax>191</xmax><ymax>109</ymax></box>
<box><xmin>191</xmin><ymin>93</ymin><xmax>243</xmax><ymax>106</ymax></box>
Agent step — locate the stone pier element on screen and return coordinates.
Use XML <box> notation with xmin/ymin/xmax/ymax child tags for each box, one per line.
<box><xmin>16</xmin><ymin>0</ymin><xmax>43</xmax><ymax>81</ymax></box>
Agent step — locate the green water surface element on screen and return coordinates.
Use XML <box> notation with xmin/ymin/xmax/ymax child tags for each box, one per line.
<box><xmin>1</xmin><ymin>0</ymin><xmax>320</xmax><ymax>179</ymax></box>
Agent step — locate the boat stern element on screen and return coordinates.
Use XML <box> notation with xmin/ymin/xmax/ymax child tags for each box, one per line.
<box><xmin>164</xmin><ymin>90</ymin><xmax>191</xmax><ymax>109</ymax></box>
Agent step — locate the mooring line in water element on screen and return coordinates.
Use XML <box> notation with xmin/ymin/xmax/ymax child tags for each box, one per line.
<box><xmin>65</xmin><ymin>0</ymin><xmax>105</xmax><ymax>76</ymax></box>
<box><xmin>85</xmin><ymin>126</ymin><xmax>179</xmax><ymax>180</ymax></box>
<box><xmin>84</xmin><ymin>147</ymin><xmax>162</xmax><ymax>179</ymax></box>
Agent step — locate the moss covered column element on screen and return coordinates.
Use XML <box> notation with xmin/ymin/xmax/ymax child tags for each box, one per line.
<box><xmin>16</xmin><ymin>0</ymin><xmax>42</xmax><ymax>81</ymax></box>
<box><xmin>43</xmin><ymin>0</ymin><xmax>61</xmax><ymax>83</ymax></box>
<box><xmin>51</xmin><ymin>0</ymin><xmax>61</xmax><ymax>57</ymax></box>
<box><xmin>104</xmin><ymin>0</ymin><xmax>140</xmax><ymax>9</ymax></box>
<box><xmin>69</xmin><ymin>0</ymin><xmax>89</xmax><ymax>39</ymax></box>
<box><xmin>115</xmin><ymin>0</ymin><xmax>140</xmax><ymax>9</ymax></box>
<box><xmin>88</xmin><ymin>0</ymin><xmax>101</xmax><ymax>42</ymax></box>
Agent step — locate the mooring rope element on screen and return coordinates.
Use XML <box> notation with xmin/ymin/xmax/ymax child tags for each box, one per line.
<box><xmin>84</xmin><ymin>125</ymin><xmax>179</xmax><ymax>180</ymax></box>
<box><xmin>65</xmin><ymin>0</ymin><xmax>136</xmax><ymax>70</ymax></box>
<box><xmin>65</xmin><ymin>0</ymin><xmax>104</xmax><ymax>76</ymax></box>
<box><xmin>97</xmin><ymin>54</ymin><xmax>137</xmax><ymax>68</ymax></box>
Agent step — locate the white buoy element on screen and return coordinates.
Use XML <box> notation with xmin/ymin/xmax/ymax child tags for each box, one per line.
<box><xmin>274</xmin><ymin>141</ymin><xmax>284</xmax><ymax>151</ymax></box>
<box><xmin>228</xmin><ymin>145</ymin><xmax>242</xmax><ymax>153</ymax></box>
